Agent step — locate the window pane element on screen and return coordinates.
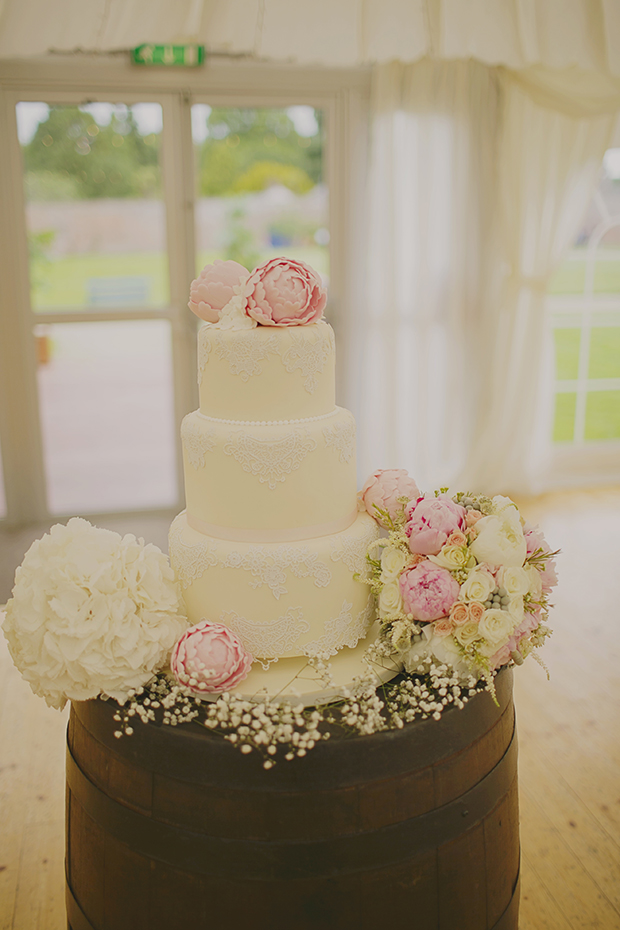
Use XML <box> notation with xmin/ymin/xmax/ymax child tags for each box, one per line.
<box><xmin>191</xmin><ymin>105</ymin><xmax>329</xmax><ymax>280</ymax></box>
<box><xmin>554</xmin><ymin>328</ymin><xmax>580</xmax><ymax>381</ymax></box>
<box><xmin>553</xmin><ymin>393</ymin><xmax>576</xmax><ymax>442</ymax></box>
<box><xmin>17</xmin><ymin>102</ymin><xmax>169</xmax><ymax>311</ymax></box>
<box><xmin>589</xmin><ymin>327</ymin><xmax>620</xmax><ymax>379</ymax></box>
<box><xmin>36</xmin><ymin>320</ymin><xmax>177</xmax><ymax>514</ymax></box>
<box><xmin>585</xmin><ymin>391</ymin><xmax>620</xmax><ymax>441</ymax></box>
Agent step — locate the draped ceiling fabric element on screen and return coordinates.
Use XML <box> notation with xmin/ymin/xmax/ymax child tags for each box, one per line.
<box><xmin>0</xmin><ymin>0</ymin><xmax>619</xmax><ymax>71</ymax></box>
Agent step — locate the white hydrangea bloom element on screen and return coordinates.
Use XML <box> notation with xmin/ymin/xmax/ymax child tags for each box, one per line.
<box><xmin>2</xmin><ymin>518</ymin><xmax>188</xmax><ymax>709</ymax></box>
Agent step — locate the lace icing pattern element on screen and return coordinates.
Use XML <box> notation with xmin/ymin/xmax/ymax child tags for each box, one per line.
<box><xmin>223</xmin><ymin>545</ymin><xmax>332</xmax><ymax>599</ymax></box>
<box><xmin>304</xmin><ymin>595</ymin><xmax>376</xmax><ymax>658</ymax></box>
<box><xmin>223</xmin><ymin>429</ymin><xmax>316</xmax><ymax>489</ymax></box>
<box><xmin>221</xmin><ymin>607</ymin><xmax>309</xmax><ymax>659</ymax></box>
<box><xmin>169</xmin><ymin>515</ymin><xmax>219</xmax><ymax>588</ymax></box>
<box><xmin>213</xmin><ymin>331</ymin><xmax>279</xmax><ymax>381</ymax></box>
<box><xmin>181</xmin><ymin>416</ymin><xmax>217</xmax><ymax>470</ymax></box>
<box><xmin>330</xmin><ymin>519</ymin><xmax>378</xmax><ymax>580</ymax></box>
<box><xmin>322</xmin><ymin>416</ymin><xmax>356</xmax><ymax>463</ymax></box>
<box><xmin>197</xmin><ymin>334</ymin><xmax>212</xmax><ymax>383</ymax></box>
<box><xmin>281</xmin><ymin>325</ymin><xmax>334</xmax><ymax>393</ymax></box>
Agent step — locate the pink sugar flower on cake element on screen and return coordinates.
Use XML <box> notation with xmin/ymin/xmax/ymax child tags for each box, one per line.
<box><xmin>171</xmin><ymin>620</ymin><xmax>253</xmax><ymax>695</ymax></box>
<box><xmin>243</xmin><ymin>257</ymin><xmax>327</xmax><ymax>326</ymax></box>
<box><xmin>405</xmin><ymin>496</ymin><xmax>466</xmax><ymax>556</ymax></box>
<box><xmin>399</xmin><ymin>562</ymin><xmax>460</xmax><ymax>623</ymax></box>
<box><xmin>361</xmin><ymin>469</ymin><xmax>421</xmax><ymax>528</ymax></box>
<box><xmin>188</xmin><ymin>260</ymin><xmax>249</xmax><ymax>323</ymax></box>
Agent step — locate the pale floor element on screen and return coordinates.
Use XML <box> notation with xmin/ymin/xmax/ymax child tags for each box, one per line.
<box><xmin>0</xmin><ymin>487</ymin><xmax>619</xmax><ymax>929</ymax></box>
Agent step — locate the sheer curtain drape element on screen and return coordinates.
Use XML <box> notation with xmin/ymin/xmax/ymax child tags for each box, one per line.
<box><xmin>355</xmin><ymin>57</ymin><xmax>619</xmax><ymax>495</ymax></box>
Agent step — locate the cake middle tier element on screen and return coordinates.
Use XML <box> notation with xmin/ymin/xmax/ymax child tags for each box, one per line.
<box><xmin>181</xmin><ymin>407</ymin><xmax>358</xmax><ymax>540</ymax></box>
<box><xmin>169</xmin><ymin>510</ymin><xmax>380</xmax><ymax>660</ymax></box>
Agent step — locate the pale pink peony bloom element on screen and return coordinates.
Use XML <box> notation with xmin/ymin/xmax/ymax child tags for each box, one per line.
<box><xmin>243</xmin><ymin>257</ymin><xmax>327</xmax><ymax>326</ymax></box>
<box><xmin>449</xmin><ymin>602</ymin><xmax>470</xmax><ymax>626</ymax></box>
<box><xmin>171</xmin><ymin>620</ymin><xmax>253</xmax><ymax>695</ymax></box>
<box><xmin>361</xmin><ymin>469</ymin><xmax>421</xmax><ymax>527</ymax></box>
<box><xmin>399</xmin><ymin>562</ymin><xmax>460</xmax><ymax>623</ymax></box>
<box><xmin>487</xmin><ymin>643</ymin><xmax>512</xmax><ymax>671</ymax></box>
<box><xmin>188</xmin><ymin>260</ymin><xmax>249</xmax><ymax>323</ymax></box>
<box><xmin>523</xmin><ymin>522</ymin><xmax>547</xmax><ymax>556</ymax></box>
<box><xmin>405</xmin><ymin>496</ymin><xmax>466</xmax><ymax>556</ymax></box>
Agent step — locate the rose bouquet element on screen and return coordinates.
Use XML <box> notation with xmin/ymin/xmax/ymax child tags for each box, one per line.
<box><xmin>360</xmin><ymin>470</ymin><xmax>558</xmax><ymax>684</ymax></box>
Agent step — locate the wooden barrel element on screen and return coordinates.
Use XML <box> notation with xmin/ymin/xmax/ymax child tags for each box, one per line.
<box><xmin>65</xmin><ymin>668</ymin><xmax>519</xmax><ymax>930</ymax></box>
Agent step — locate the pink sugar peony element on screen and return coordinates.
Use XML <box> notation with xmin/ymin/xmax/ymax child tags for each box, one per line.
<box><xmin>361</xmin><ymin>469</ymin><xmax>421</xmax><ymax>527</ymax></box>
<box><xmin>171</xmin><ymin>620</ymin><xmax>253</xmax><ymax>695</ymax></box>
<box><xmin>405</xmin><ymin>496</ymin><xmax>466</xmax><ymax>556</ymax></box>
<box><xmin>188</xmin><ymin>260</ymin><xmax>249</xmax><ymax>323</ymax></box>
<box><xmin>399</xmin><ymin>562</ymin><xmax>460</xmax><ymax>623</ymax></box>
<box><xmin>243</xmin><ymin>257</ymin><xmax>327</xmax><ymax>326</ymax></box>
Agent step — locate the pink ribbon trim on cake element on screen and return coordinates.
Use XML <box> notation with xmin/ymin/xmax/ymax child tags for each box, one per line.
<box><xmin>186</xmin><ymin>509</ymin><xmax>358</xmax><ymax>542</ymax></box>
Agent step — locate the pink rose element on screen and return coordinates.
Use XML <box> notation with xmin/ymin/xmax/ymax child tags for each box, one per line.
<box><xmin>449</xmin><ymin>602</ymin><xmax>470</xmax><ymax>626</ymax></box>
<box><xmin>361</xmin><ymin>469</ymin><xmax>421</xmax><ymax>527</ymax></box>
<box><xmin>468</xmin><ymin>601</ymin><xmax>485</xmax><ymax>623</ymax></box>
<box><xmin>405</xmin><ymin>496</ymin><xmax>466</xmax><ymax>556</ymax></box>
<box><xmin>433</xmin><ymin>617</ymin><xmax>455</xmax><ymax>638</ymax></box>
<box><xmin>243</xmin><ymin>257</ymin><xmax>327</xmax><ymax>326</ymax></box>
<box><xmin>188</xmin><ymin>260</ymin><xmax>249</xmax><ymax>323</ymax></box>
<box><xmin>466</xmin><ymin>509</ymin><xmax>484</xmax><ymax>528</ymax></box>
<box><xmin>399</xmin><ymin>562</ymin><xmax>460</xmax><ymax>623</ymax></box>
<box><xmin>447</xmin><ymin>530</ymin><xmax>468</xmax><ymax>547</ymax></box>
<box><xmin>171</xmin><ymin>620</ymin><xmax>253</xmax><ymax>695</ymax></box>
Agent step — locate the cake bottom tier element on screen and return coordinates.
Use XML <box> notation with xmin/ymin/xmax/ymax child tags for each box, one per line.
<box><xmin>168</xmin><ymin>510</ymin><xmax>380</xmax><ymax>662</ymax></box>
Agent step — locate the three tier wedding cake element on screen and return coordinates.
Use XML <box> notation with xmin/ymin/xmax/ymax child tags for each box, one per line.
<box><xmin>168</xmin><ymin>256</ymin><xmax>388</xmax><ymax>702</ymax></box>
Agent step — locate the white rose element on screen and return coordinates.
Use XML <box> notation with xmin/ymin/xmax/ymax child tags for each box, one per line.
<box><xmin>469</xmin><ymin>510</ymin><xmax>526</xmax><ymax>567</ymax></box>
<box><xmin>429</xmin><ymin>545</ymin><xmax>474</xmax><ymax>571</ymax></box>
<box><xmin>478</xmin><ymin>608</ymin><xmax>515</xmax><ymax>646</ymax></box>
<box><xmin>459</xmin><ymin>566</ymin><xmax>495</xmax><ymax>603</ymax></box>
<box><xmin>525</xmin><ymin>564</ymin><xmax>543</xmax><ymax>599</ymax></box>
<box><xmin>496</xmin><ymin>565</ymin><xmax>530</xmax><ymax>598</ymax></box>
<box><xmin>379</xmin><ymin>581</ymin><xmax>404</xmax><ymax>618</ymax></box>
<box><xmin>508</xmin><ymin>595</ymin><xmax>524</xmax><ymax>624</ymax></box>
<box><xmin>454</xmin><ymin>620</ymin><xmax>482</xmax><ymax>647</ymax></box>
<box><xmin>380</xmin><ymin>546</ymin><xmax>407</xmax><ymax>582</ymax></box>
<box><xmin>429</xmin><ymin>632</ymin><xmax>479</xmax><ymax>679</ymax></box>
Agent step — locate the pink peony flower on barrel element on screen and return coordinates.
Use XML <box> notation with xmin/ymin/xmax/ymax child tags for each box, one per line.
<box><xmin>244</xmin><ymin>257</ymin><xmax>327</xmax><ymax>326</ymax></box>
<box><xmin>405</xmin><ymin>496</ymin><xmax>466</xmax><ymax>556</ymax></box>
<box><xmin>399</xmin><ymin>562</ymin><xmax>460</xmax><ymax>623</ymax></box>
<box><xmin>361</xmin><ymin>469</ymin><xmax>421</xmax><ymax>528</ymax></box>
<box><xmin>171</xmin><ymin>620</ymin><xmax>253</xmax><ymax>695</ymax></box>
<box><xmin>188</xmin><ymin>260</ymin><xmax>249</xmax><ymax>323</ymax></box>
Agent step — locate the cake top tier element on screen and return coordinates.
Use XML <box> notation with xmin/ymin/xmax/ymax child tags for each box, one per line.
<box><xmin>189</xmin><ymin>256</ymin><xmax>333</xmax><ymax>421</ymax></box>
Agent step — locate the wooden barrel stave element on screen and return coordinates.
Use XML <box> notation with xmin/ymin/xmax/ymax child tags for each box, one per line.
<box><xmin>66</xmin><ymin>668</ymin><xmax>519</xmax><ymax>930</ymax></box>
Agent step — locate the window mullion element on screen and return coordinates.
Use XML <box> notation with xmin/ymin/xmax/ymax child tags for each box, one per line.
<box><xmin>0</xmin><ymin>88</ymin><xmax>48</xmax><ymax>525</ymax></box>
<box><xmin>160</xmin><ymin>92</ymin><xmax>198</xmax><ymax>509</ymax></box>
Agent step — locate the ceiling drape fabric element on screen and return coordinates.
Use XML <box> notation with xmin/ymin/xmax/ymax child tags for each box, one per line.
<box><xmin>1</xmin><ymin>0</ymin><xmax>619</xmax><ymax>73</ymax></box>
<box><xmin>355</xmin><ymin>58</ymin><xmax>620</xmax><ymax>493</ymax></box>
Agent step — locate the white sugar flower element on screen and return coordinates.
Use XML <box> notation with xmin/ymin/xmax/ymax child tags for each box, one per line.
<box><xmin>2</xmin><ymin>518</ymin><xmax>188</xmax><ymax>709</ymax></box>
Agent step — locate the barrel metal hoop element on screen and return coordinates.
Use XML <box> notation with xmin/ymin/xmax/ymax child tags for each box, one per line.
<box><xmin>492</xmin><ymin>872</ymin><xmax>520</xmax><ymax>929</ymax></box>
<box><xmin>66</xmin><ymin>875</ymin><xmax>97</xmax><ymax>930</ymax></box>
<box><xmin>66</xmin><ymin>725</ymin><xmax>518</xmax><ymax>881</ymax></box>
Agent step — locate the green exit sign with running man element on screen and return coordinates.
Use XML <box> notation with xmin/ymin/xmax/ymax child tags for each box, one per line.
<box><xmin>132</xmin><ymin>45</ymin><xmax>205</xmax><ymax>67</ymax></box>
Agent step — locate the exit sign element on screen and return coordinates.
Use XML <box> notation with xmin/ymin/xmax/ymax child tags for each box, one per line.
<box><xmin>132</xmin><ymin>45</ymin><xmax>205</xmax><ymax>67</ymax></box>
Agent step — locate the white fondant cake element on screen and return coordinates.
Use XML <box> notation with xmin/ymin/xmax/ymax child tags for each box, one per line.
<box><xmin>169</xmin><ymin>281</ymin><xmax>386</xmax><ymax>700</ymax></box>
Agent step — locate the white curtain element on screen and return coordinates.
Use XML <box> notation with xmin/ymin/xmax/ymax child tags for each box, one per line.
<box><xmin>355</xmin><ymin>57</ymin><xmax>619</xmax><ymax>494</ymax></box>
<box><xmin>1</xmin><ymin>0</ymin><xmax>620</xmax><ymax>73</ymax></box>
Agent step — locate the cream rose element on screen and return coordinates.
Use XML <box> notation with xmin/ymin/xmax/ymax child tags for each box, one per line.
<box><xmin>478</xmin><ymin>608</ymin><xmax>515</xmax><ymax>646</ymax></box>
<box><xmin>454</xmin><ymin>620</ymin><xmax>482</xmax><ymax>647</ymax></box>
<box><xmin>525</xmin><ymin>564</ymin><xmax>543</xmax><ymax>599</ymax></box>
<box><xmin>459</xmin><ymin>566</ymin><xmax>495</xmax><ymax>603</ymax></box>
<box><xmin>428</xmin><ymin>545</ymin><xmax>473</xmax><ymax>571</ymax></box>
<box><xmin>496</xmin><ymin>565</ymin><xmax>530</xmax><ymax>598</ymax></box>
<box><xmin>508</xmin><ymin>595</ymin><xmax>524</xmax><ymax>624</ymax></box>
<box><xmin>380</xmin><ymin>546</ymin><xmax>408</xmax><ymax>582</ymax></box>
<box><xmin>379</xmin><ymin>581</ymin><xmax>404</xmax><ymax>618</ymax></box>
<box><xmin>469</xmin><ymin>508</ymin><xmax>527</xmax><ymax>567</ymax></box>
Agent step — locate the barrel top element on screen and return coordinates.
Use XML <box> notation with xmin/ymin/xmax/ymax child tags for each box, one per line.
<box><xmin>72</xmin><ymin>667</ymin><xmax>513</xmax><ymax>791</ymax></box>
